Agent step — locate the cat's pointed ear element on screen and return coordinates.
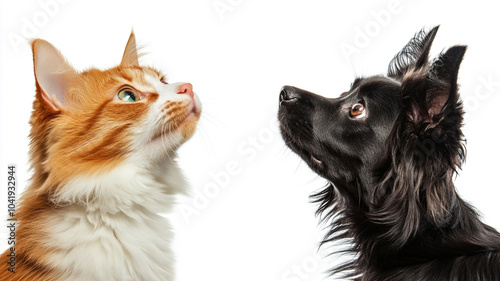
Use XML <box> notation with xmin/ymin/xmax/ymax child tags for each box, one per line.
<box><xmin>426</xmin><ymin>45</ymin><xmax>467</xmax><ymax>116</ymax></box>
<box><xmin>32</xmin><ymin>39</ymin><xmax>77</xmax><ymax>111</ymax></box>
<box><xmin>121</xmin><ymin>32</ymin><xmax>139</xmax><ymax>67</ymax></box>
<box><xmin>388</xmin><ymin>26</ymin><xmax>439</xmax><ymax>78</ymax></box>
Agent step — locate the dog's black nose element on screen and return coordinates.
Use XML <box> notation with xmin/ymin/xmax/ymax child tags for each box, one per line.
<box><xmin>280</xmin><ymin>86</ymin><xmax>300</xmax><ymax>103</ymax></box>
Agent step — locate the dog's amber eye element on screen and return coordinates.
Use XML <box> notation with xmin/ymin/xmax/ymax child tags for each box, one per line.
<box><xmin>350</xmin><ymin>103</ymin><xmax>366</xmax><ymax>118</ymax></box>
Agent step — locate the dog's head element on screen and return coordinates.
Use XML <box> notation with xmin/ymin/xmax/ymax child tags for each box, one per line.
<box><xmin>279</xmin><ymin>26</ymin><xmax>466</xmax><ymax>221</ymax></box>
<box><xmin>279</xmin><ymin>76</ymin><xmax>401</xmax><ymax>185</ymax></box>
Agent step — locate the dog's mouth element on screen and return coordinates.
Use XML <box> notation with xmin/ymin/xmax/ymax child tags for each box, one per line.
<box><xmin>282</xmin><ymin>130</ymin><xmax>325</xmax><ymax>172</ymax></box>
<box><xmin>279</xmin><ymin>115</ymin><xmax>325</xmax><ymax>171</ymax></box>
<box><xmin>278</xmin><ymin>90</ymin><xmax>327</xmax><ymax>172</ymax></box>
<box><xmin>310</xmin><ymin>154</ymin><xmax>324</xmax><ymax>168</ymax></box>
<box><xmin>301</xmin><ymin>148</ymin><xmax>326</xmax><ymax>172</ymax></box>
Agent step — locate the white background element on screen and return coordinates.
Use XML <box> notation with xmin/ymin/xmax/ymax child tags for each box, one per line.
<box><xmin>1</xmin><ymin>1</ymin><xmax>499</xmax><ymax>280</ymax></box>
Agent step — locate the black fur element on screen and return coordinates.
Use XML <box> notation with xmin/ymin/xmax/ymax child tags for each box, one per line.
<box><xmin>278</xmin><ymin>26</ymin><xmax>500</xmax><ymax>280</ymax></box>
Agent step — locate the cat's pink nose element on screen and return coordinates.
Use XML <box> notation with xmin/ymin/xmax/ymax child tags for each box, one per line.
<box><xmin>177</xmin><ymin>83</ymin><xmax>194</xmax><ymax>98</ymax></box>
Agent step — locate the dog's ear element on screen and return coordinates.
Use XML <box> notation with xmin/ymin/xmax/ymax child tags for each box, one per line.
<box><xmin>426</xmin><ymin>45</ymin><xmax>467</xmax><ymax>116</ymax></box>
<box><xmin>388</xmin><ymin>26</ymin><xmax>439</xmax><ymax>78</ymax></box>
<box><xmin>370</xmin><ymin>45</ymin><xmax>467</xmax><ymax>247</ymax></box>
<box><xmin>400</xmin><ymin>45</ymin><xmax>466</xmax><ymax>122</ymax></box>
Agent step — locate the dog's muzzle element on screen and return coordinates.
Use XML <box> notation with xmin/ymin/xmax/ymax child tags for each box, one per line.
<box><xmin>280</xmin><ymin>86</ymin><xmax>301</xmax><ymax>105</ymax></box>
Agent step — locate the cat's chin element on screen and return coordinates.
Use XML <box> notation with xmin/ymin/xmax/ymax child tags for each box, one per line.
<box><xmin>179</xmin><ymin>110</ymin><xmax>201</xmax><ymax>139</ymax></box>
<box><xmin>149</xmin><ymin>111</ymin><xmax>200</xmax><ymax>147</ymax></box>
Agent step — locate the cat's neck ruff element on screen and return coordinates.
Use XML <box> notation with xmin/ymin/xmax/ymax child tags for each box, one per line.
<box><xmin>44</xmin><ymin>158</ymin><xmax>186</xmax><ymax>281</ymax></box>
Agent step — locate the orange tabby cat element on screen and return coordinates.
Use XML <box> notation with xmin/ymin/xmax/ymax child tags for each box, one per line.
<box><xmin>0</xmin><ymin>32</ymin><xmax>201</xmax><ymax>281</ymax></box>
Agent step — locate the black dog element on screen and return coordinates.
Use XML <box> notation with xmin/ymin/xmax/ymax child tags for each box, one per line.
<box><xmin>278</xmin><ymin>26</ymin><xmax>500</xmax><ymax>280</ymax></box>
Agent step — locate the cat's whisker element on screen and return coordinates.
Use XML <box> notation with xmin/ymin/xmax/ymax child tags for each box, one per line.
<box><xmin>200</xmin><ymin>112</ymin><xmax>228</xmax><ymax>130</ymax></box>
<box><xmin>191</xmin><ymin>123</ymin><xmax>214</xmax><ymax>157</ymax></box>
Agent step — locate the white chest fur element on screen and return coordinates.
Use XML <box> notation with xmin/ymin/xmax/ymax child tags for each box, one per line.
<box><xmin>45</xmin><ymin>161</ymin><xmax>186</xmax><ymax>281</ymax></box>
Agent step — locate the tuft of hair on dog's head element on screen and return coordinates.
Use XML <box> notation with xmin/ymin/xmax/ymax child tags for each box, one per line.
<box><xmin>369</xmin><ymin>26</ymin><xmax>467</xmax><ymax>248</ymax></box>
<box><xmin>387</xmin><ymin>26</ymin><xmax>440</xmax><ymax>78</ymax></box>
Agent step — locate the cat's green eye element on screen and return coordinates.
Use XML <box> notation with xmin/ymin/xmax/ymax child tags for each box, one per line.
<box><xmin>118</xmin><ymin>88</ymin><xmax>140</xmax><ymax>102</ymax></box>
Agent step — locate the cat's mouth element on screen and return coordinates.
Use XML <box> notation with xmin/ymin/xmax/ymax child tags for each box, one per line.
<box><xmin>150</xmin><ymin>109</ymin><xmax>200</xmax><ymax>142</ymax></box>
<box><xmin>180</xmin><ymin>110</ymin><xmax>196</xmax><ymax>124</ymax></box>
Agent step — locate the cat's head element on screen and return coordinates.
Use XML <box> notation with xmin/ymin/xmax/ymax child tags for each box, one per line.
<box><xmin>30</xmin><ymin>32</ymin><xmax>201</xmax><ymax>191</ymax></box>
